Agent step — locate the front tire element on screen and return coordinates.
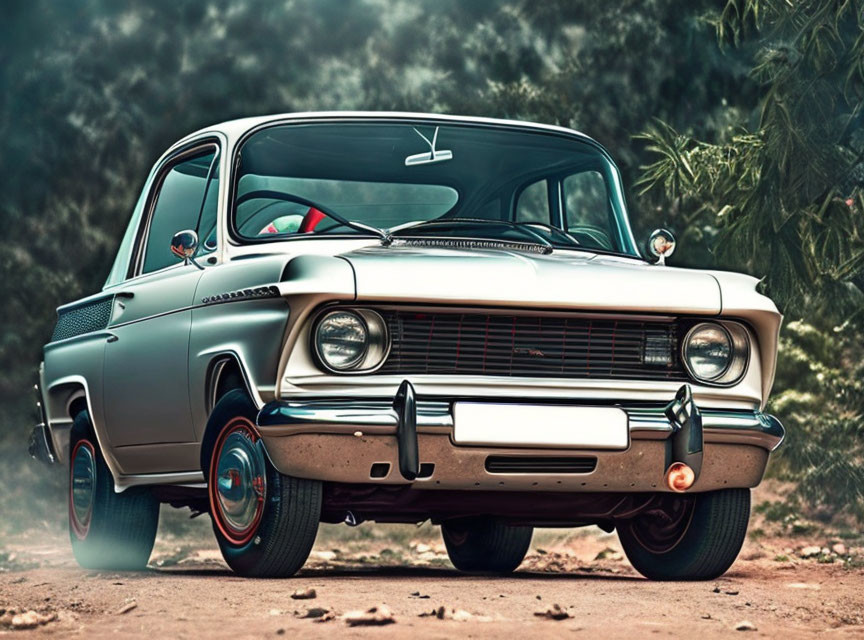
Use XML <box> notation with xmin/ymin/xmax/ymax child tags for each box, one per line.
<box><xmin>617</xmin><ymin>488</ymin><xmax>750</xmax><ymax>580</ymax></box>
<box><xmin>442</xmin><ymin>518</ymin><xmax>532</xmax><ymax>573</ymax></box>
<box><xmin>68</xmin><ymin>411</ymin><xmax>159</xmax><ymax>570</ymax></box>
<box><xmin>204</xmin><ymin>390</ymin><xmax>322</xmax><ymax>578</ymax></box>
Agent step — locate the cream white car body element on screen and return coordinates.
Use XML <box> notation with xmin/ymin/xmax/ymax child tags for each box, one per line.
<box><xmin>34</xmin><ymin>112</ymin><xmax>783</xmax><ymax>505</ymax></box>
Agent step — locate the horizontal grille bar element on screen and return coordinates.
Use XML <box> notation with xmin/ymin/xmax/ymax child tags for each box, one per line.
<box><xmin>377</xmin><ymin>310</ymin><xmax>687</xmax><ymax>381</ymax></box>
<box><xmin>485</xmin><ymin>456</ymin><xmax>598</xmax><ymax>474</ymax></box>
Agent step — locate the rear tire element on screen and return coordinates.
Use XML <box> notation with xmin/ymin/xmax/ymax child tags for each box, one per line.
<box><xmin>204</xmin><ymin>390</ymin><xmax>322</xmax><ymax>578</ymax></box>
<box><xmin>617</xmin><ymin>488</ymin><xmax>750</xmax><ymax>580</ymax></box>
<box><xmin>68</xmin><ymin>411</ymin><xmax>159</xmax><ymax>570</ymax></box>
<box><xmin>442</xmin><ymin>518</ymin><xmax>532</xmax><ymax>573</ymax></box>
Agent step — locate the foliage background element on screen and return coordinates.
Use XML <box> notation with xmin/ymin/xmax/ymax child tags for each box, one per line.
<box><xmin>1</xmin><ymin>0</ymin><xmax>862</xmax><ymax>530</ymax></box>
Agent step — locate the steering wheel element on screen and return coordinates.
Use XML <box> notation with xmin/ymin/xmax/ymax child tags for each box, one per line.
<box><xmin>297</xmin><ymin>206</ymin><xmax>326</xmax><ymax>233</ymax></box>
<box><xmin>567</xmin><ymin>224</ymin><xmax>614</xmax><ymax>250</ymax></box>
<box><xmin>236</xmin><ymin>190</ymin><xmax>346</xmax><ymax>235</ymax></box>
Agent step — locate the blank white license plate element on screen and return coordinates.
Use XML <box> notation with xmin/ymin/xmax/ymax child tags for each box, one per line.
<box><xmin>453</xmin><ymin>403</ymin><xmax>628</xmax><ymax>450</ymax></box>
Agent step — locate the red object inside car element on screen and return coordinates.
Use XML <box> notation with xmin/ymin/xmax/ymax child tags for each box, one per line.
<box><xmin>298</xmin><ymin>206</ymin><xmax>326</xmax><ymax>233</ymax></box>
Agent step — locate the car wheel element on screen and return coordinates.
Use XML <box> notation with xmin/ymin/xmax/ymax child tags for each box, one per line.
<box><xmin>617</xmin><ymin>488</ymin><xmax>750</xmax><ymax>581</ymax></box>
<box><xmin>441</xmin><ymin>518</ymin><xmax>532</xmax><ymax>573</ymax></box>
<box><xmin>68</xmin><ymin>411</ymin><xmax>159</xmax><ymax>570</ymax></box>
<box><xmin>204</xmin><ymin>389</ymin><xmax>322</xmax><ymax>578</ymax></box>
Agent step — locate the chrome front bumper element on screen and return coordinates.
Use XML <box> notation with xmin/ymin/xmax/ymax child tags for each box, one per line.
<box><xmin>256</xmin><ymin>382</ymin><xmax>783</xmax><ymax>493</ymax></box>
<box><xmin>258</xmin><ymin>380</ymin><xmax>784</xmax><ymax>485</ymax></box>
<box><xmin>257</xmin><ymin>394</ymin><xmax>785</xmax><ymax>451</ymax></box>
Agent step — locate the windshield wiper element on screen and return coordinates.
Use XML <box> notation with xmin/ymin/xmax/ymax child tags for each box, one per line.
<box><xmin>291</xmin><ymin>195</ymin><xmax>391</xmax><ymax>243</ymax></box>
<box><xmin>389</xmin><ymin>218</ymin><xmax>554</xmax><ymax>253</ymax></box>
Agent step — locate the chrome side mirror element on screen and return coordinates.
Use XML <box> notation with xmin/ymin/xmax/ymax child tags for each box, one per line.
<box><xmin>170</xmin><ymin>229</ymin><xmax>203</xmax><ymax>270</ymax></box>
<box><xmin>648</xmin><ymin>228</ymin><xmax>676</xmax><ymax>266</ymax></box>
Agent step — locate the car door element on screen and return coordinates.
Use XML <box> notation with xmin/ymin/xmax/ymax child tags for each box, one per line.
<box><xmin>103</xmin><ymin>142</ymin><xmax>219</xmax><ymax>448</ymax></box>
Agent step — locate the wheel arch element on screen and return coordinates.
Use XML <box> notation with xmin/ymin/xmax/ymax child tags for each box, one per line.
<box><xmin>43</xmin><ymin>378</ymin><xmax>89</xmax><ymax>425</ymax></box>
<box><xmin>205</xmin><ymin>353</ymin><xmax>257</xmax><ymax>415</ymax></box>
<box><xmin>43</xmin><ymin>376</ymin><xmax>120</xmax><ymax>479</ymax></box>
<box><xmin>200</xmin><ymin>356</ymin><xmax>258</xmax><ymax>473</ymax></box>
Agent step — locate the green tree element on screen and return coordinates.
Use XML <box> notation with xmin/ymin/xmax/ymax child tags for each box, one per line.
<box><xmin>636</xmin><ymin>0</ymin><xmax>864</xmax><ymax>306</ymax></box>
<box><xmin>771</xmin><ymin>321</ymin><xmax>864</xmax><ymax>520</ymax></box>
<box><xmin>636</xmin><ymin>0</ymin><xmax>864</xmax><ymax>516</ymax></box>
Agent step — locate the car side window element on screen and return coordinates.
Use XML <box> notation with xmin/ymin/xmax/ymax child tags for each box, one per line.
<box><xmin>197</xmin><ymin>160</ymin><xmax>219</xmax><ymax>253</ymax></box>
<box><xmin>140</xmin><ymin>149</ymin><xmax>216</xmax><ymax>274</ymax></box>
<box><xmin>563</xmin><ymin>171</ymin><xmax>609</xmax><ymax>230</ymax></box>
<box><xmin>562</xmin><ymin>170</ymin><xmax>614</xmax><ymax>250</ymax></box>
<box><xmin>514</xmin><ymin>179</ymin><xmax>549</xmax><ymax>224</ymax></box>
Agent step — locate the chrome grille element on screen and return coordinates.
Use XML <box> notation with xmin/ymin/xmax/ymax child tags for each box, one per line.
<box><xmin>378</xmin><ymin>310</ymin><xmax>686</xmax><ymax>381</ymax></box>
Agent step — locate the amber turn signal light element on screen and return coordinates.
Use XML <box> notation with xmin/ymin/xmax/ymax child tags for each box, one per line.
<box><xmin>665</xmin><ymin>462</ymin><xmax>695</xmax><ymax>492</ymax></box>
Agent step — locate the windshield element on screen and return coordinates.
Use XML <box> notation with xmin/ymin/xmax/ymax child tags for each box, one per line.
<box><xmin>232</xmin><ymin>121</ymin><xmax>638</xmax><ymax>255</ymax></box>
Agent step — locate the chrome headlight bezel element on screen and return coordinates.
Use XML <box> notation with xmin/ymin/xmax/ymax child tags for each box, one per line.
<box><xmin>682</xmin><ymin>321</ymin><xmax>750</xmax><ymax>386</ymax></box>
<box><xmin>312</xmin><ymin>308</ymin><xmax>390</xmax><ymax>373</ymax></box>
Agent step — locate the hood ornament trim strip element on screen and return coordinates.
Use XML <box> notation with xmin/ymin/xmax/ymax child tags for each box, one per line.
<box><xmin>389</xmin><ymin>237</ymin><xmax>552</xmax><ymax>254</ymax></box>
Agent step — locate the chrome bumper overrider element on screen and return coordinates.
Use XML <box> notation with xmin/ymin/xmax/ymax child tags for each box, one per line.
<box><xmin>257</xmin><ymin>384</ymin><xmax>785</xmax><ymax>454</ymax></box>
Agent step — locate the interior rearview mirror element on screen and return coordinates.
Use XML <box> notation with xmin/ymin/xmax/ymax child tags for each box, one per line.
<box><xmin>404</xmin><ymin>126</ymin><xmax>453</xmax><ymax>166</ymax></box>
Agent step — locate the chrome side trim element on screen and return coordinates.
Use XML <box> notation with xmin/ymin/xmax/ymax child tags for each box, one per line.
<box><xmin>113</xmin><ymin>471</ymin><xmax>206</xmax><ymax>493</ymax></box>
<box><xmin>257</xmin><ymin>398</ymin><xmax>785</xmax><ymax>451</ymax></box>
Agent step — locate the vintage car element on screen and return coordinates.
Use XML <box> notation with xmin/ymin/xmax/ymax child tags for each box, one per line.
<box><xmin>30</xmin><ymin>112</ymin><xmax>784</xmax><ymax>580</ymax></box>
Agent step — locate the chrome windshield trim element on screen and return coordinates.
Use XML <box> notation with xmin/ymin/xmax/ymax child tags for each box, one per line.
<box><xmin>226</xmin><ymin>115</ymin><xmax>640</xmax><ymax>257</ymax></box>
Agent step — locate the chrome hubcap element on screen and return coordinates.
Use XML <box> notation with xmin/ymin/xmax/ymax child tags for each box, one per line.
<box><xmin>70</xmin><ymin>442</ymin><xmax>96</xmax><ymax>534</ymax></box>
<box><xmin>214</xmin><ymin>429</ymin><xmax>266</xmax><ymax>535</ymax></box>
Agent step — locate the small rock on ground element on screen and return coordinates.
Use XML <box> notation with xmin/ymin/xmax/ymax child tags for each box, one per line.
<box><xmin>116</xmin><ymin>601</ymin><xmax>138</xmax><ymax>615</ymax></box>
<box><xmin>420</xmin><ymin>606</ymin><xmax>474</xmax><ymax>621</ymax></box>
<box><xmin>534</xmin><ymin>604</ymin><xmax>571</xmax><ymax>620</ymax></box>
<box><xmin>2</xmin><ymin>610</ymin><xmax>57</xmax><ymax>630</ymax></box>
<box><xmin>344</xmin><ymin>605</ymin><xmax>395</xmax><ymax>626</ymax></box>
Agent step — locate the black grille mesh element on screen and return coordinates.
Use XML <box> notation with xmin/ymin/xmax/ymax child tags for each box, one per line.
<box><xmin>378</xmin><ymin>310</ymin><xmax>686</xmax><ymax>381</ymax></box>
<box><xmin>485</xmin><ymin>456</ymin><xmax>598</xmax><ymax>474</ymax></box>
<box><xmin>51</xmin><ymin>297</ymin><xmax>113</xmax><ymax>342</ymax></box>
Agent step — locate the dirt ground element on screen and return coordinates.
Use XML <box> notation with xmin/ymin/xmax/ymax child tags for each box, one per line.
<box><xmin>2</xmin><ymin>485</ymin><xmax>863</xmax><ymax>639</ymax></box>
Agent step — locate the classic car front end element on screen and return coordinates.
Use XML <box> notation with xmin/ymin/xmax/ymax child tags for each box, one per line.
<box><xmin>33</xmin><ymin>112</ymin><xmax>784</xmax><ymax>580</ymax></box>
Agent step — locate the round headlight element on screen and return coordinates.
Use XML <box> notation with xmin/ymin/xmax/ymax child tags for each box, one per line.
<box><xmin>315</xmin><ymin>311</ymin><xmax>369</xmax><ymax>370</ymax></box>
<box><xmin>684</xmin><ymin>323</ymin><xmax>732</xmax><ymax>382</ymax></box>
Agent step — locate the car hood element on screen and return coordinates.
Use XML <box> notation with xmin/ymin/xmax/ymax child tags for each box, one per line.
<box><xmin>338</xmin><ymin>245</ymin><xmax>722</xmax><ymax>315</ymax></box>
